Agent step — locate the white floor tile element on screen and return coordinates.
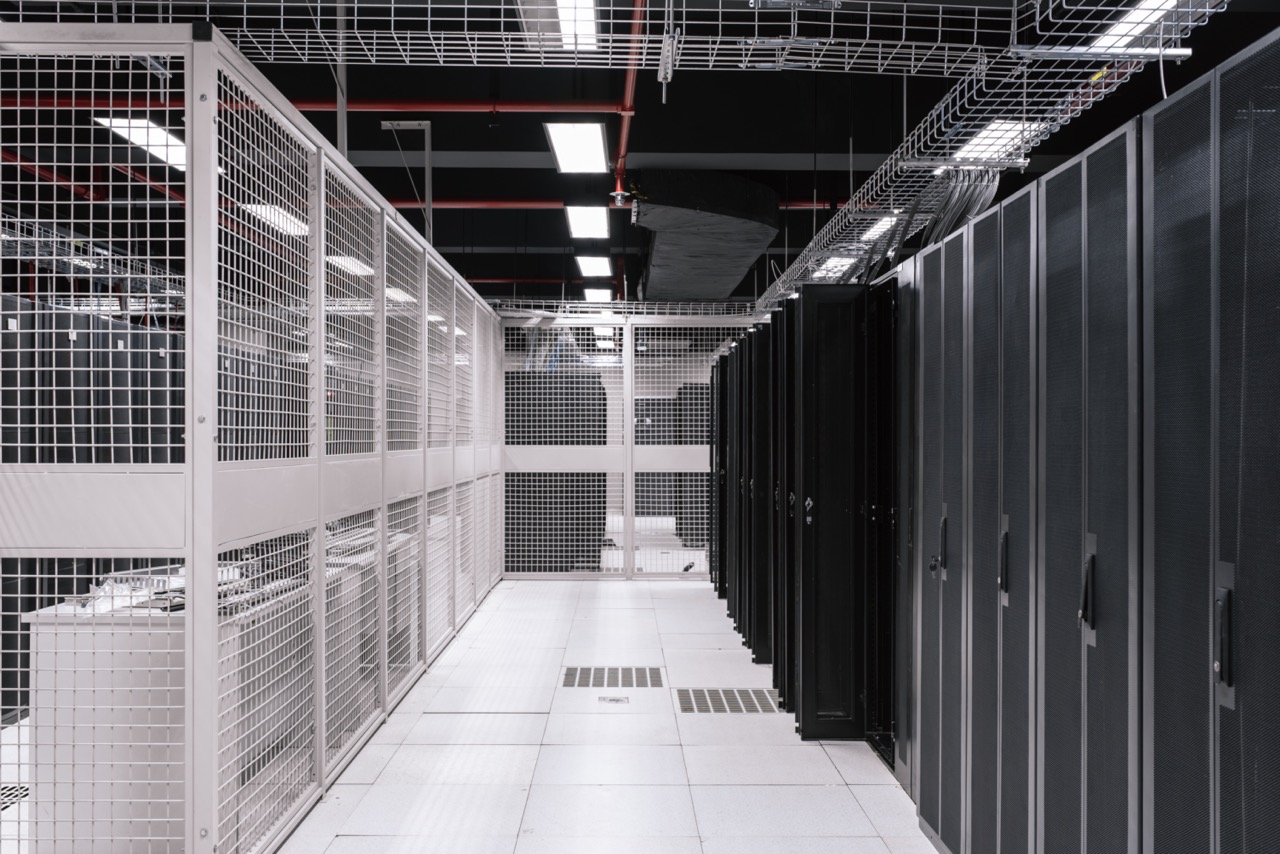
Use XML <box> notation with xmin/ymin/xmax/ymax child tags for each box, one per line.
<box><xmin>377</xmin><ymin>745</ymin><xmax>540</xmax><ymax>785</ymax></box>
<box><xmin>559</xmin><ymin>648</ymin><xmax>667</xmax><ymax>667</ymax></box>
<box><xmin>441</xmin><ymin>662</ymin><xmax>565</xmax><ymax>688</ymax></box>
<box><xmin>515</xmin><ymin>837</ymin><xmax>700</xmax><ymax>854</ymax></box>
<box><xmin>824</xmin><ymin>742</ymin><xmax>899</xmax><ymax>785</ymax></box>
<box><xmin>850</xmin><ymin>785</ymin><xmax>925</xmax><ymax>838</ymax></box>
<box><xmin>690</xmin><ymin>785</ymin><xmax>877</xmax><ymax>837</ymax></box>
<box><xmin>333</xmin><ymin>744</ymin><xmax>399</xmax><ymax>785</ymax></box>
<box><xmin>541</xmin><ymin>713</ymin><xmax>680</xmax><ymax>745</ymax></box>
<box><xmin>425</xmin><ymin>685</ymin><xmax>555</xmax><ymax>714</ymax></box>
<box><xmin>663</xmin><ymin>649</ymin><xmax>773</xmax><ymax>688</ymax></box>
<box><xmin>883</xmin><ymin>837</ymin><xmax>939</xmax><ymax>854</ymax></box>
<box><xmin>549</xmin><ymin>687</ymin><xmax>678</xmax><ymax>715</ymax></box>
<box><xmin>574</xmin><ymin>607</ymin><xmax>656</xmax><ymax>620</ymax></box>
<box><xmin>533</xmin><ymin>745</ymin><xmax>688</xmax><ymax>784</ymax></box>
<box><xmin>279</xmin><ymin>785</ymin><xmax>369</xmax><ymax>848</ymax></box>
<box><xmin>659</xmin><ymin>633</ymin><xmax>747</xmax><ymax>649</ymax></box>
<box><xmin>655</xmin><ymin>614</ymin><xmax>738</xmax><ymax>634</ymax></box>
<box><xmin>701</xmin><ymin>839</ymin><xmax>892</xmax><ymax>854</ymax></box>
<box><xmin>520</xmin><ymin>785</ymin><xmax>698</xmax><ymax>837</ymax></box>
<box><xmin>403</xmin><ymin>713</ymin><xmax>547</xmax><ymax>745</ymax></box>
<box><xmin>324</xmin><ymin>837</ymin><xmax>517</xmax><ymax>854</ymax></box>
<box><xmin>683</xmin><ymin>745</ymin><xmax>843</xmax><ymax>785</ymax></box>
<box><xmin>368</xmin><ymin>714</ymin><xmax>420</xmax><ymax>745</ymax></box>
<box><xmin>676</xmin><ymin>714</ymin><xmax>802</xmax><ymax>746</ymax></box>
<box><xmin>341</xmin><ymin>784</ymin><xmax>530</xmax><ymax>836</ymax></box>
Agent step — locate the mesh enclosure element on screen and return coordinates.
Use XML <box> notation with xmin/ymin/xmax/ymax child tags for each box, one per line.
<box><xmin>506</xmin><ymin>473</ymin><xmax>624</xmax><ymax>573</ymax></box>
<box><xmin>505</xmin><ymin>325</ymin><xmax>621</xmax><ymax>445</ymax></box>
<box><xmin>475</xmin><ymin>477</ymin><xmax>493</xmax><ymax>591</ymax></box>
<box><xmin>324</xmin><ymin>170</ymin><xmax>380</xmax><ymax>456</ymax></box>
<box><xmin>454</xmin><ymin>289</ymin><xmax>474</xmax><ymax>447</ymax></box>
<box><xmin>426</xmin><ymin>262</ymin><xmax>454</xmax><ymax>448</ymax></box>
<box><xmin>0</xmin><ymin>557</ymin><xmax>184</xmax><ymax>852</ymax></box>
<box><xmin>216</xmin><ymin>531</ymin><xmax>316</xmax><ymax>854</ymax></box>
<box><xmin>634</xmin><ymin>473</ymin><xmax>711</xmax><ymax>574</ymax></box>
<box><xmin>633</xmin><ymin>326</ymin><xmax>729</xmax><ymax>445</ymax></box>
<box><xmin>1042</xmin><ymin>162</ymin><xmax>1084</xmax><ymax>854</ymax></box>
<box><xmin>323</xmin><ymin>511</ymin><xmax>381</xmax><ymax>763</ymax></box>
<box><xmin>0</xmin><ymin>54</ymin><xmax>187</xmax><ymax>466</ymax></box>
<box><xmin>424</xmin><ymin>487</ymin><xmax>454</xmax><ymax>653</ymax></box>
<box><xmin>454</xmin><ymin>482</ymin><xmax>476</xmax><ymax>620</ymax></box>
<box><xmin>216</xmin><ymin>71</ymin><xmax>312</xmax><ymax>463</ymax></box>
<box><xmin>475</xmin><ymin>310</ymin><xmax>491</xmax><ymax>449</ymax></box>
<box><xmin>387</xmin><ymin>496</ymin><xmax>424</xmax><ymax>699</ymax></box>
<box><xmin>385</xmin><ymin>226</ymin><xmax>424</xmax><ymax>452</ymax></box>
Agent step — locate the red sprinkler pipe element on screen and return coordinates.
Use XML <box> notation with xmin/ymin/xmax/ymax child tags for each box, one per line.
<box><xmin>1</xmin><ymin>148</ymin><xmax>105</xmax><ymax>201</ymax></box>
<box><xmin>614</xmin><ymin>0</ymin><xmax>647</xmax><ymax>198</ymax></box>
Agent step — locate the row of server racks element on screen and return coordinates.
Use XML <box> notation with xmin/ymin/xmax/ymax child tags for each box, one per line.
<box><xmin>898</xmin><ymin>28</ymin><xmax>1280</xmax><ymax>854</ymax></box>
<box><xmin>709</xmin><ymin>281</ymin><xmax>908</xmax><ymax>761</ymax></box>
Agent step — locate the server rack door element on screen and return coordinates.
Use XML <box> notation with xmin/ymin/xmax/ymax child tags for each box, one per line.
<box><xmin>726</xmin><ymin>348</ymin><xmax>741</xmax><ymax>622</ymax></box>
<box><xmin>969</xmin><ymin>208</ymin><xmax>1003</xmax><ymax>854</ymax></box>
<box><xmin>1215</xmin><ymin>35</ymin><xmax>1280</xmax><ymax>854</ymax></box>
<box><xmin>750</xmin><ymin>323</ymin><xmax>774</xmax><ymax>663</ymax></box>
<box><xmin>786</xmin><ymin>296</ymin><xmax>804</xmax><ymax>714</ymax></box>
<box><xmin>1144</xmin><ymin>76</ymin><xmax>1214</xmax><ymax>854</ymax></box>
<box><xmin>798</xmin><ymin>283</ymin><xmax>863</xmax><ymax>738</ymax></box>
<box><xmin>711</xmin><ymin>360</ymin><xmax>725</xmax><ymax>594</ymax></box>
<box><xmin>895</xmin><ymin>265</ymin><xmax>918</xmax><ymax>794</ymax></box>
<box><xmin>918</xmin><ymin>246</ymin><xmax>945</xmax><ymax>837</ymax></box>
<box><xmin>1000</xmin><ymin>186</ymin><xmax>1037</xmax><ymax>854</ymax></box>
<box><xmin>771</xmin><ymin>305</ymin><xmax>792</xmax><ymax>699</ymax></box>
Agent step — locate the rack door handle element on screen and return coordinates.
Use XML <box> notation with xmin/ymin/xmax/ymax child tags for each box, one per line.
<box><xmin>997</xmin><ymin>531</ymin><xmax>1009</xmax><ymax>593</ymax></box>
<box><xmin>1078</xmin><ymin>553</ymin><xmax>1095</xmax><ymax>628</ymax></box>
<box><xmin>1215</xmin><ymin>587</ymin><xmax>1233</xmax><ymax>686</ymax></box>
<box><xmin>929</xmin><ymin>516</ymin><xmax>947</xmax><ymax>576</ymax></box>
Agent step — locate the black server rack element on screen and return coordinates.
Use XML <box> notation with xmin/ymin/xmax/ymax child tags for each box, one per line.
<box><xmin>1038</xmin><ymin>122</ymin><xmax>1140</xmax><ymax>854</ymax></box>
<box><xmin>723</xmin><ymin>345</ymin><xmax>742</xmax><ymax>621</ymax></box>
<box><xmin>95</xmin><ymin>316</ymin><xmax>134</xmax><ymax>463</ymax></box>
<box><xmin>894</xmin><ymin>265</ymin><xmax>917</xmax><ymax>795</ymax></box>
<box><xmin>749</xmin><ymin>323</ymin><xmax>773</xmax><ymax>663</ymax></box>
<box><xmin>1144</xmin><ymin>29</ymin><xmax>1280</xmax><ymax>854</ymax></box>
<box><xmin>711</xmin><ymin>360</ymin><xmax>726</xmax><ymax>591</ymax></box>
<box><xmin>772</xmin><ymin>299</ymin><xmax>797</xmax><ymax>708</ymax></box>
<box><xmin>43</xmin><ymin>309</ymin><xmax>96</xmax><ymax>463</ymax></box>
<box><xmin>735</xmin><ymin>340</ymin><xmax>752</xmax><ymax>635</ymax></box>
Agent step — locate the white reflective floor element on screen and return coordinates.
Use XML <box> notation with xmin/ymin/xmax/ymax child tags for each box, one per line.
<box><xmin>281</xmin><ymin>579</ymin><xmax>932</xmax><ymax>854</ymax></box>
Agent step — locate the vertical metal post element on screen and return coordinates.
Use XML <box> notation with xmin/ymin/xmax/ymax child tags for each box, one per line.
<box><xmin>423</xmin><ymin>122</ymin><xmax>433</xmax><ymax>243</ymax></box>
<box><xmin>375</xmin><ymin>213</ymin><xmax>389</xmax><ymax>719</ymax></box>
<box><xmin>186</xmin><ymin>34</ymin><xmax>220</xmax><ymax>854</ymax></box>
<box><xmin>310</xmin><ymin>149</ymin><xmax>330</xmax><ymax>790</ymax></box>
<box><xmin>336</xmin><ymin>4</ymin><xmax>348</xmax><ymax>158</ymax></box>
<box><xmin>622</xmin><ymin>320</ymin><xmax>636</xmax><ymax>578</ymax></box>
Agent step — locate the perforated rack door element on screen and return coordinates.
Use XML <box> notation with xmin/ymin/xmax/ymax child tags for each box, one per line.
<box><xmin>215</xmin><ymin>530</ymin><xmax>316</xmax><ymax>854</ymax></box>
<box><xmin>323</xmin><ymin>510</ymin><xmax>382</xmax><ymax>764</ymax></box>
<box><xmin>215</xmin><ymin>70</ymin><xmax>313</xmax><ymax>463</ymax></box>
<box><xmin>426</xmin><ymin>262</ymin><xmax>454</xmax><ymax>449</ymax></box>
<box><xmin>424</xmin><ymin>487</ymin><xmax>455</xmax><ymax>654</ymax></box>
<box><xmin>324</xmin><ymin>169</ymin><xmax>380</xmax><ymax>457</ymax></box>
<box><xmin>384</xmin><ymin>224</ymin><xmax>424</xmax><ymax>452</ymax></box>
<box><xmin>0</xmin><ymin>54</ymin><xmax>188</xmax><ymax>466</ymax></box>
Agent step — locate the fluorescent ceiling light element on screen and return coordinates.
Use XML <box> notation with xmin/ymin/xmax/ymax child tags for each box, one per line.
<box><xmin>69</xmin><ymin>258</ymin><xmax>97</xmax><ymax>270</ymax></box>
<box><xmin>427</xmin><ymin>314</ymin><xmax>444</xmax><ymax>322</ymax></box>
<box><xmin>577</xmin><ymin>256</ymin><xmax>613</xmax><ymax>278</ymax></box>
<box><xmin>242</xmin><ymin>204</ymin><xmax>308</xmax><ymax>236</ymax></box>
<box><xmin>327</xmin><ymin>256</ymin><xmax>375</xmax><ymax>276</ymax></box>
<box><xmin>582</xmin><ymin>287</ymin><xmax>613</xmax><ymax>303</ymax></box>
<box><xmin>94</xmin><ymin>117</ymin><xmax>186</xmax><ymax>170</ymax></box>
<box><xmin>545</xmin><ymin>123</ymin><xmax>609</xmax><ymax>174</ymax></box>
<box><xmin>1093</xmin><ymin>0</ymin><xmax>1177</xmax><ymax>49</ymax></box>
<box><xmin>454</xmin><ymin>328</ymin><xmax>468</xmax><ymax>336</ymax></box>
<box><xmin>556</xmin><ymin>0</ymin><xmax>599</xmax><ymax>50</ymax></box>
<box><xmin>954</xmin><ymin>120</ymin><xmax>1040</xmax><ymax>163</ymax></box>
<box><xmin>593</xmin><ymin>326</ymin><xmax>615</xmax><ymax>337</ymax></box>
<box><xmin>812</xmin><ymin>256</ymin><xmax>854</xmax><ymax>280</ymax></box>
<box><xmin>565</xmin><ymin>206</ymin><xmax>610</xmax><ymax>239</ymax></box>
<box><xmin>386</xmin><ymin>286</ymin><xmax>417</xmax><ymax>303</ymax></box>
<box><xmin>595</xmin><ymin>339</ymin><xmax>616</xmax><ymax>349</ymax></box>
<box><xmin>862</xmin><ymin>217</ymin><xmax>897</xmax><ymax>242</ymax></box>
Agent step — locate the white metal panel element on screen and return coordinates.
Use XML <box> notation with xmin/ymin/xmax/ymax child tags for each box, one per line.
<box><xmin>215</xmin><ymin>464</ymin><xmax>319</xmax><ymax>547</ymax></box>
<box><xmin>0</xmin><ymin>471</ymin><xmax>186</xmax><ymax>549</ymax></box>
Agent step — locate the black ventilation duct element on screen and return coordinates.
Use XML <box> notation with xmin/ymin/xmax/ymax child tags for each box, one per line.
<box><xmin>633</xmin><ymin>171</ymin><xmax>779</xmax><ymax>300</ymax></box>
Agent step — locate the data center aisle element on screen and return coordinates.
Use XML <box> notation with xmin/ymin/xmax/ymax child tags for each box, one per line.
<box><xmin>280</xmin><ymin>579</ymin><xmax>931</xmax><ymax>854</ymax></box>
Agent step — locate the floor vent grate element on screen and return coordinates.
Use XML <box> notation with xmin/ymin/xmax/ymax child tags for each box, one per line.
<box><xmin>0</xmin><ymin>784</ymin><xmax>28</xmax><ymax>812</ymax></box>
<box><xmin>562</xmin><ymin>667</ymin><xmax>664</xmax><ymax>688</ymax></box>
<box><xmin>675</xmin><ymin>688</ymin><xmax>782</xmax><ymax>713</ymax></box>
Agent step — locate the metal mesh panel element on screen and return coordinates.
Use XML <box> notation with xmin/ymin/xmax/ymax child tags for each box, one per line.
<box><xmin>474</xmin><ymin>309</ymin><xmax>491</xmax><ymax>448</ymax></box>
<box><xmin>387</xmin><ymin>496</ymin><xmax>424</xmax><ymax>700</ymax></box>
<box><xmin>0</xmin><ymin>54</ymin><xmax>187</xmax><ymax>465</ymax></box>
<box><xmin>1042</xmin><ymin>162</ymin><xmax>1084</xmax><ymax>854</ymax></box>
<box><xmin>506</xmin><ymin>473</ymin><xmax>624</xmax><ymax>573</ymax></box>
<box><xmin>324</xmin><ymin>170</ymin><xmax>379</xmax><ymax>456</ymax></box>
<box><xmin>969</xmin><ymin>209</ymin><xmax>1001</xmax><ymax>854</ymax></box>
<box><xmin>385</xmin><ymin>226</ymin><xmax>424</xmax><ymax>452</ymax></box>
<box><xmin>0</xmin><ymin>557</ymin><xmax>183</xmax><ymax>851</ymax></box>
<box><xmin>504</xmin><ymin>325</ymin><xmax>622</xmax><ymax>445</ymax></box>
<box><xmin>323</xmin><ymin>510</ymin><xmax>381</xmax><ymax>764</ymax></box>
<box><xmin>633</xmin><ymin>326</ymin><xmax>734</xmax><ymax>445</ymax></box>
<box><xmin>1148</xmin><ymin>81</ymin><xmax>1213</xmax><ymax>854</ymax></box>
<box><xmin>216</xmin><ymin>70</ymin><xmax>312</xmax><ymax>463</ymax></box>
<box><xmin>426</xmin><ymin>262</ymin><xmax>453</xmax><ymax>448</ymax></box>
<box><xmin>454</xmin><ymin>483</ymin><xmax>476</xmax><ymax>619</ymax></box>
<box><xmin>454</xmin><ymin>289</ymin><xmax>474</xmax><ymax>447</ymax></box>
<box><xmin>424</xmin><ymin>487</ymin><xmax>454</xmax><ymax>652</ymax></box>
<box><xmin>216</xmin><ymin>530</ymin><xmax>316</xmax><ymax>854</ymax></box>
<box><xmin>1218</xmin><ymin>38</ymin><xmax>1280</xmax><ymax>853</ymax></box>
<box><xmin>634</xmin><ymin>472</ymin><xmax>711</xmax><ymax>574</ymax></box>
<box><xmin>474</xmin><ymin>477</ymin><xmax>491</xmax><ymax>594</ymax></box>
<box><xmin>491</xmin><ymin>473</ymin><xmax>504</xmax><ymax>588</ymax></box>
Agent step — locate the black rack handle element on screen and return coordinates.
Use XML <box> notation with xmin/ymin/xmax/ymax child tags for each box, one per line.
<box><xmin>1078</xmin><ymin>553</ymin><xmax>1095</xmax><ymax>628</ymax></box>
<box><xmin>1215</xmin><ymin>587</ymin><xmax>1233</xmax><ymax>686</ymax></box>
<box><xmin>929</xmin><ymin>516</ymin><xmax>947</xmax><ymax>576</ymax></box>
<box><xmin>997</xmin><ymin>531</ymin><xmax>1009</xmax><ymax>593</ymax></box>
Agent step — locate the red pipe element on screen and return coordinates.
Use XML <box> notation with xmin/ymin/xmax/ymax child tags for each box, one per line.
<box><xmin>614</xmin><ymin>0</ymin><xmax>647</xmax><ymax>197</ymax></box>
<box><xmin>1</xmin><ymin>148</ymin><xmax>104</xmax><ymax>201</ymax></box>
<box><xmin>112</xmin><ymin>163</ymin><xmax>185</xmax><ymax>203</ymax></box>
<box><xmin>392</xmin><ymin>198</ymin><xmax>837</xmax><ymax>211</ymax></box>
<box><xmin>0</xmin><ymin>96</ymin><xmax>630</xmax><ymax>115</ymax></box>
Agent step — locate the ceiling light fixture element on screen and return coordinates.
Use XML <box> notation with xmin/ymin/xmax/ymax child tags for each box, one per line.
<box><xmin>326</xmin><ymin>256</ymin><xmax>376</xmax><ymax>276</ymax></box>
<box><xmin>1093</xmin><ymin>0</ymin><xmax>1177</xmax><ymax>49</ymax></box>
<box><xmin>427</xmin><ymin>314</ymin><xmax>444</xmax><ymax>322</ymax></box>
<box><xmin>812</xmin><ymin>256</ymin><xmax>855</xmax><ymax>280</ymax></box>
<box><xmin>555</xmin><ymin>0</ymin><xmax>599</xmax><ymax>51</ymax></box>
<box><xmin>861</xmin><ymin>217</ymin><xmax>897</xmax><ymax>242</ymax></box>
<box><xmin>454</xmin><ymin>328</ymin><xmax>468</xmax><ymax>336</ymax></box>
<box><xmin>386</xmin><ymin>286</ymin><xmax>418</xmax><ymax>303</ymax></box>
<box><xmin>545</xmin><ymin>123</ymin><xmax>609</xmax><ymax>174</ymax></box>
<box><xmin>593</xmin><ymin>326</ymin><xmax>615</xmax><ymax>337</ymax></box>
<box><xmin>953</xmin><ymin>120</ymin><xmax>1042</xmax><ymax>163</ymax></box>
<box><xmin>577</xmin><ymin>257</ymin><xmax>613</xmax><ymax>278</ymax></box>
<box><xmin>582</xmin><ymin>287</ymin><xmax>613</xmax><ymax>302</ymax></box>
<box><xmin>241</xmin><ymin>204</ymin><xmax>309</xmax><ymax>236</ymax></box>
<box><xmin>565</xmin><ymin>206</ymin><xmax>610</xmax><ymax>239</ymax></box>
<box><xmin>94</xmin><ymin>117</ymin><xmax>186</xmax><ymax>170</ymax></box>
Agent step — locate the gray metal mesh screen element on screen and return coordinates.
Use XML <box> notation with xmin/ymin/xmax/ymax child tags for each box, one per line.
<box><xmin>426</xmin><ymin>262</ymin><xmax>453</xmax><ymax>449</ymax></box>
<box><xmin>505</xmin><ymin>325</ymin><xmax>622</xmax><ymax>445</ymax></box>
<box><xmin>216</xmin><ymin>70</ymin><xmax>312</xmax><ymax>463</ymax></box>
<box><xmin>384</xmin><ymin>226</ymin><xmax>424</xmax><ymax>452</ymax></box>
<box><xmin>0</xmin><ymin>54</ymin><xmax>187</xmax><ymax>465</ymax></box>
<box><xmin>323</xmin><ymin>510</ymin><xmax>381</xmax><ymax>763</ymax></box>
<box><xmin>387</xmin><ymin>495</ymin><xmax>424</xmax><ymax>699</ymax></box>
<box><xmin>454</xmin><ymin>482</ymin><xmax>476</xmax><ymax>620</ymax></box>
<box><xmin>423</xmin><ymin>487</ymin><xmax>454</xmax><ymax>653</ymax></box>
<box><xmin>324</xmin><ymin>170</ymin><xmax>379</xmax><ymax>456</ymax></box>
<box><xmin>216</xmin><ymin>530</ymin><xmax>316</xmax><ymax>854</ymax></box>
<box><xmin>506</xmin><ymin>473</ymin><xmax>624</xmax><ymax>573</ymax></box>
<box><xmin>454</xmin><ymin>289</ymin><xmax>474</xmax><ymax>447</ymax></box>
<box><xmin>634</xmin><ymin>472</ymin><xmax>711</xmax><ymax>574</ymax></box>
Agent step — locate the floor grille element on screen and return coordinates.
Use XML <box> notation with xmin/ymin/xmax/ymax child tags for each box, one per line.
<box><xmin>0</xmin><ymin>784</ymin><xmax>28</xmax><ymax>811</ymax></box>
<box><xmin>675</xmin><ymin>688</ymin><xmax>782</xmax><ymax>713</ymax></box>
<box><xmin>562</xmin><ymin>667</ymin><xmax>664</xmax><ymax>688</ymax></box>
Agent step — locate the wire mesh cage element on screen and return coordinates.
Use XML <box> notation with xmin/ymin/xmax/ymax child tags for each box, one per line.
<box><xmin>384</xmin><ymin>225</ymin><xmax>425</xmax><ymax>453</ymax></box>
<box><xmin>505</xmin><ymin>472</ymin><xmax>625</xmax><ymax>574</ymax></box>
<box><xmin>425</xmin><ymin>261</ymin><xmax>454</xmax><ymax>449</ymax></box>
<box><xmin>634</xmin><ymin>472</ymin><xmax>712</xmax><ymax>574</ymax></box>
<box><xmin>454</xmin><ymin>289</ymin><xmax>474</xmax><ymax>448</ymax></box>
<box><xmin>504</xmin><ymin>324</ymin><xmax>624</xmax><ymax>446</ymax></box>
<box><xmin>386</xmin><ymin>495</ymin><xmax>424</xmax><ymax>700</ymax></box>
<box><xmin>424</xmin><ymin>486</ymin><xmax>455</xmax><ymax>654</ymax></box>
<box><xmin>455</xmin><ymin>482</ymin><xmax>476</xmax><ymax>621</ymax></box>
